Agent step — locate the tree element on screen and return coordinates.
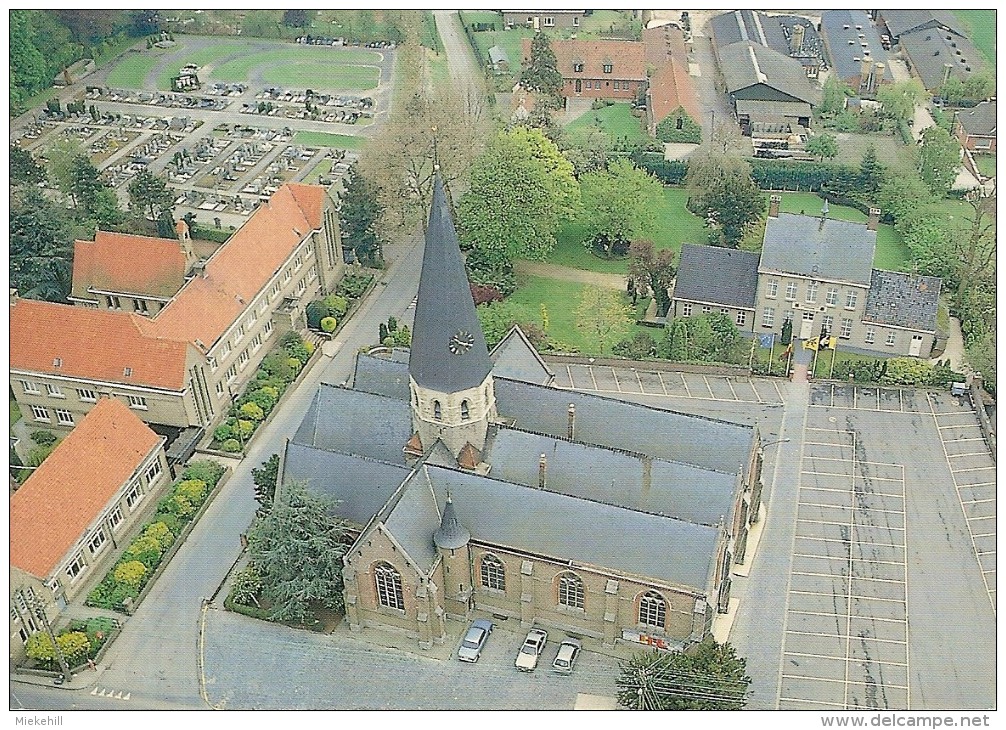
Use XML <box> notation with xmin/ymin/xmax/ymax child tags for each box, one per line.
<box><xmin>819</xmin><ymin>76</ymin><xmax>852</xmax><ymax>116</ymax></box>
<box><xmin>961</xmin><ymin>73</ymin><xmax>995</xmax><ymax>105</ymax></box>
<box><xmin>949</xmin><ymin>188</ymin><xmax>996</xmax><ymax>316</ymax></box>
<box><xmin>965</xmin><ymin>327</ymin><xmax>996</xmax><ymax>393</ymax></box>
<box><xmin>252</xmin><ymin>454</ymin><xmax>280</xmax><ymax>515</ymax></box>
<box><xmin>282</xmin><ymin>10</ymin><xmax>310</xmax><ymax>28</ymax></box>
<box><xmin>627</xmin><ymin>240</ymin><xmax>675</xmax><ymax>315</ymax></box>
<box><xmin>878</xmin><ymin>175</ymin><xmax>934</xmax><ymax>225</ymax></box>
<box><xmin>520</xmin><ymin>32</ymin><xmax>562</xmax><ymax>99</ymax></box>
<box><xmin>806</xmin><ymin>132</ymin><xmax>838</xmax><ymax>162</ymax></box>
<box><xmin>457</xmin><ymin>127</ymin><xmax>578</xmax><ymax>269</ymax></box>
<box><xmin>339</xmin><ymin>162</ymin><xmax>384</xmax><ymax>265</ymax></box>
<box><xmin>128</xmin><ymin>169</ymin><xmax>174</xmax><ymax>223</ymax></box>
<box><xmin>616</xmin><ymin>641</ymin><xmax>751</xmax><ymax>710</ymax></box>
<box><xmin>9</xmin><ymin>10</ymin><xmax>50</xmax><ymax>109</ymax></box>
<box><xmin>858</xmin><ymin>145</ymin><xmax>885</xmax><ymax>196</ymax></box>
<box><xmin>574</xmin><ymin>286</ymin><xmax>633</xmax><ymax>354</ymax></box>
<box><xmin>67</xmin><ymin>153</ymin><xmax>123</xmax><ymax>227</ymax></box>
<box><xmin>245</xmin><ymin>483</ymin><xmax>350</xmax><ymax>624</ymax></box>
<box><xmin>685</xmin><ymin>152</ymin><xmax>765</xmax><ymax>248</ymax></box>
<box><xmin>917</xmin><ymin>126</ymin><xmax>960</xmax><ymax>196</ymax></box>
<box><xmin>579</xmin><ymin>159</ymin><xmax>662</xmax><ymax>257</ymax></box>
<box><xmin>876</xmin><ymin>80</ymin><xmax>925</xmax><ymax>123</ymax></box>
<box><xmin>10</xmin><ymin>188</ymin><xmax>74</xmax><ymax>301</ymax></box>
<box><xmin>10</xmin><ymin>145</ymin><xmax>47</xmax><ymax>186</ymax></box>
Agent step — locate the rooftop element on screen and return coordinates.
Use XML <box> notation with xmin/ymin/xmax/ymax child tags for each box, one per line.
<box><xmin>488</xmin><ymin>325</ymin><xmax>554</xmax><ymax>386</ymax></box>
<box><xmin>71</xmin><ymin>231</ymin><xmax>188</xmax><ymax>301</ymax></box>
<box><xmin>717</xmin><ymin>41</ymin><xmax>821</xmax><ymax>106</ymax></box>
<box><xmin>956</xmin><ymin>100</ymin><xmax>996</xmax><ymax>137</ymax></box>
<box><xmin>522</xmin><ymin>37</ymin><xmax>647</xmax><ymax>81</ymax></box>
<box><xmin>760</xmin><ymin>212</ymin><xmax>877</xmax><ymax>286</ymax></box>
<box><xmin>820</xmin><ymin>10</ymin><xmax>894</xmax><ymax>85</ymax></box>
<box><xmin>863</xmin><ymin>270</ymin><xmax>942</xmax><ymax>332</ymax></box>
<box><xmin>11</xmin><ymin>398</ymin><xmax>163</xmax><ymax>578</ymax></box>
<box><xmin>879</xmin><ymin>9</ymin><xmax>966</xmax><ymax>40</ymax></box>
<box><xmin>899</xmin><ymin>28</ymin><xmax>984</xmax><ymax>89</ymax></box>
<box><xmin>674</xmin><ymin>244</ymin><xmax>761</xmax><ymax>310</ymax></box>
<box><xmin>710</xmin><ymin>9</ymin><xmax>790</xmax><ymax>56</ymax></box>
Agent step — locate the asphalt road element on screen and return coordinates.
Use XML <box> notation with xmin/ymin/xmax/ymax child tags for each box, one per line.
<box><xmin>434</xmin><ymin>10</ymin><xmax>483</xmax><ymax>91</ymax></box>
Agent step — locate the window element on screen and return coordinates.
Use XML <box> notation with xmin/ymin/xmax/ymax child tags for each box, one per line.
<box><xmin>885</xmin><ymin>331</ymin><xmax>896</xmax><ymax>347</ymax></box>
<box><xmin>297</xmin><ymin>277</ymin><xmax>307</xmax><ymax>294</ymax></box>
<box><xmin>207</xmin><ymin>356</ymin><xmax>218</xmax><ymax>371</ymax></box>
<box><xmin>123</xmin><ymin>367</ymin><xmax>133</xmax><ymax>378</ymax></box>
<box><xmin>46</xmin><ymin>383</ymin><xmax>64</xmax><ymax>398</ymax></box>
<box><xmin>236</xmin><ymin>324</ymin><xmax>245</xmax><ymax>341</ymax></box>
<box><xmin>294</xmin><ymin>253</ymin><xmax>304</xmax><ymax>270</ymax></box>
<box><xmin>55</xmin><ymin>408</ymin><xmax>74</xmax><ymax>426</ymax></box>
<box><xmin>822</xmin><ymin>315</ymin><xmax>834</xmax><ymax>333</ymax></box>
<box><xmin>222</xmin><ymin>341</ymin><xmax>232</xmax><ymax>358</ymax></box>
<box><xmin>146</xmin><ymin>460</ymin><xmax>162</xmax><ymax>484</ymax></box>
<box><xmin>845</xmin><ymin>290</ymin><xmax>858</xmax><ymax>309</ymax></box>
<box><xmin>612</xmin><ymin>80</ymin><xmax>620</xmax><ymax>90</ymax></box>
<box><xmin>66</xmin><ymin>553</ymin><xmax>87</xmax><ymax>582</ymax></box>
<box><xmin>238</xmin><ymin>349</ymin><xmax>250</xmax><ymax>368</ymax></box>
<box><xmin>251</xmin><ymin>333</ymin><xmax>263</xmax><ymax>352</ymax></box>
<box><xmin>558</xmin><ymin>573</ymin><xmax>584</xmax><ymax>609</ymax></box>
<box><xmin>762</xmin><ymin>307</ymin><xmax>775</xmax><ymax>328</ymax></box>
<box><xmin>107</xmin><ymin>295</ymin><xmax>121</xmax><ymax>310</ymax></box>
<box><xmin>134</xmin><ymin>299</ymin><xmax>148</xmax><ymax>313</ymax></box>
<box><xmin>308</xmin><ymin>264</ymin><xmax>318</xmax><ymax>282</ymax></box>
<box><xmin>264</xmin><ymin>319</ymin><xmax>273</xmax><ymax>335</ymax></box>
<box><xmin>127</xmin><ymin>395</ymin><xmax>147</xmax><ymax>410</ymax></box>
<box><xmin>125</xmin><ymin>483</ymin><xmax>144</xmax><ymax>510</ymax></box>
<box><xmin>766</xmin><ymin>280</ymin><xmax>778</xmax><ymax>299</ymax></box>
<box><xmin>806</xmin><ymin>282</ymin><xmax>819</xmax><ymax>303</ymax></box>
<box><xmin>461</xmin><ymin>400</ymin><xmax>470</xmax><ymax>421</ymax></box>
<box><xmin>31</xmin><ymin>405</ymin><xmax>50</xmax><ymax>422</ymax></box>
<box><xmin>572</xmin><ymin>16</ymin><xmax>579</xmax><ymax>26</ymax></box>
<box><xmin>864</xmin><ymin>328</ymin><xmax>875</xmax><ymax>345</ymax></box>
<box><xmin>216</xmin><ymin>381</ymin><xmax>225</xmax><ymax>397</ymax></box>
<box><xmin>701</xmin><ymin>305</ymin><xmax>712</xmax><ymax>314</ymax></box>
<box><xmin>639</xmin><ymin>591</ymin><xmax>666</xmax><ymax>629</ymax></box>
<box><xmin>283</xmin><ymin>268</ymin><xmax>292</xmax><ymax>283</ymax></box>
<box><xmin>249</xmin><ymin>310</ymin><xmax>258</xmax><ymax>324</ymax></box>
<box><xmin>433</xmin><ymin>400</ymin><xmax>442</xmax><ymax>420</ymax></box>
<box><xmin>108</xmin><ymin>506</ymin><xmax>124</xmax><ymax>531</ymax></box>
<box><xmin>826</xmin><ymin>287</ymin><xmax>838</xmax><ymax>306</ymax></box>
<box><xmin>682</xmin><ymin>302</ymin><xmax>692</xmax><ymax>317</ymax></box>
<box><xmin>573</xmin><ymin>62</ymin><xmax>584</xmax><ymax>72</ymax></box>
<box><xmin>602</xmin><ymin>63</ymin><xmax>613</xmax><ymax>74</ymax></box>
<box><xmin>736</xmin><ymin>311</ymin><xmax>746</xmax><ymax>326</ymax></box>
<box><xmin>87</xmin><ymin>530</ymin><xmax>106</xmax><ymax>556</ymax></box>
<box><xmin>374</xmin><ymin>563</ymin><xmax>405</xmax><ymax>610</ymax></box>
<box><xmin>22</xmin><ymin>380</ymin><xmax>40</xmax><ymax>394</ymax></box>
<box><xmin>226</xmin><ymin>365</ymin><xmax>237</xmax><ymax>382</ymax></box>
<box><xmin>785</xmin><ymin>282</ymin><xmax>797</xmax><ymax>301</ymax></box>
<box><xmin>480</xmin><ymin>555</ymin><xmax>506</xmax><ymax>591</ymax></box>
<box><xmin>77</xmin><ymin>388</ymin><xmax>97</xmax><ymax>402</ymax></box>
<box><xmin>840</xmin><ymin>318</ymin><xmax>853</xmax><ymax>339</ymax></box>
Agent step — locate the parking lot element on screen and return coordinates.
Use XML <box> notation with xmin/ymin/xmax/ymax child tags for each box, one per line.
<box><xmin>550</xmin><ymin>363</ymin><xmax>784</xmax><ymax>405</ymax></box>
<box><xmin>809</xmin><ymin>383</ymin><xmax>931</xmax><ymax>414</ymax></box>
<box><xmin>778</xmin><ymin>425</ymin><xmax>910</xmax><ymax>710</ymax></box>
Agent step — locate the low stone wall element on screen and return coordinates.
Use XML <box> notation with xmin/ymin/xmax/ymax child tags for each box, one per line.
<box><xmin>542</xmin><ymin>353</ymin><xmax>752</xmax><ymax>377</ymax></box>
<box><xmin>971</xmin><ymin>382</ymin><xmax>996</xmax><ymax>462</ymax></box>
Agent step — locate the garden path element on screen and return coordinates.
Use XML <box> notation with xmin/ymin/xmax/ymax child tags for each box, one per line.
<box><xmin>514</xmin><ymin>260</ymin><xmax>626</xmax><ymax>289</ymax></box>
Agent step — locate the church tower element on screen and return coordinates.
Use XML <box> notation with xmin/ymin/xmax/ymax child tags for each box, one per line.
<box><xmin>408</xmin><ymin>176</ymin><xmax>496</xmax><ymax>461</ymax></box>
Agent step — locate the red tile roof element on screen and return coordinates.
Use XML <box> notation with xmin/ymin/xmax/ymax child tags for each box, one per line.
<box><xmin>10</xmin><ymin>299</ymin><xmax>192</xmax><ymax>390</ymax></box>
<box><xmin>71</xmin><ymin>231</ymin><xmax>188</xmax><ymax>300</ymax></box>
<box><xmin>522</xmin><ymin>37</ymin><xmax>646</xmax><ymax>81</ymax></box>
<box><xmin>11</xmin><ymin>398</ymin><xmax>163</xmax><ymax>579</ymax></box>
<box><xmin>149</xmin><ymin>183</ymin><xmax>324</xmax><ymax>349</ymax></box>
<box><xmin>643</xmin><ymin>24</ymin><xmax>700</xmax><ymax>125</ymax></box>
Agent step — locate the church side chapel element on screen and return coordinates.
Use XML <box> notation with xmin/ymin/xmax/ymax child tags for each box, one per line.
<box><xmin>279</xmin><ymin>177</ymin><xmax>765</xmax><ymax>651</ymax></box>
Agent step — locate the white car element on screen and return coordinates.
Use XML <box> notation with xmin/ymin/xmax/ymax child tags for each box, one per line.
<box><xmin>515</xmin><ymin>628</ymin><xmax>549</xmax><ymax>672</ymax></box>
<box><xmin>457</xmin><ymin>619</ymin><xmax>493</xmax><ymax>663</ymax></box>
<box><xmin>552</xmin><ymin>638</ymin><xmax>582</xmax><ymax>674</ymax></box>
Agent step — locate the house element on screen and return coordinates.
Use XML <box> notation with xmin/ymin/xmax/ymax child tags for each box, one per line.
<box><xmin>671</xmin><ymin>245</ymin><xmax>760</xmax><ymax>332</ymax></box>
<box><xmin>10</xmin><ymin>398</ymin><xmax>170</xmax><ymax>663</ymax></box>
<box><xmin>709</xmin><ymin>10</ymin><xmax>823</xmax><ymax>78</ymax></box>
<box><xmin>502</xmin><ymin>10</ymin><xmax>585</xmax><ymax>31</ymax></box>
<box><xmin>522</xmin><ymin>37</ymin><xmax>646</xmax><ymax>101</ymax></box>
<box><xmin>642</xmin><ymin>25</ymin><xmax>700</xmax><ymax>136</ymax></box>
<box><xmin>819</xmin><ymin>10</ymin><xmax>893</xmax><ymax>96</ymax></box>
<box><xmin>714</xmin><ymin>41</ymin><xmax>821</xmax><ymax>139</ymax></box>
<box><xmin>280</xmin><ymin>178</ymin><xmax>766</xmax><ymax>652</ymax></box>
<box><xmin>898</xmin><ymin>28</ymin><xmax>985</xmax><ymax>92</ymax></box>
<box><xmin>954</xmin><ymin>100</ymin><xmax>996</xmax><ymax>154</ymax></box>
<box><xmin>10</xmin><ymin>183</ymin><xmax>343</xmax><ymax>437</ymax></box>
<box><xmin>875</xmin><ymin>10</ymin><xmax>967</xmax><ymax>45</ymax></box>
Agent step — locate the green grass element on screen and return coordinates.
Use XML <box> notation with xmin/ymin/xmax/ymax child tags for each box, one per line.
<box><xmin>257</xmin><ymin>62</ymin><xmax>379</xmax><ymax>90</ymax></box>
<box><xmin>811</xmin><ymin>348</ymin><xmax>884</xmax><ymax>380</ymax></box>
<box><xmin>464</xmin><ymin>24</ymin><xmax>536</xmax><ymax>74</ymax></box>
<box><xmin>544</xmin><ymin>187</ymin><xmax>708</xmax><ymax>274</ymax></box>
<box><xmin>975</xmin><ymin>155</ymin><xmax>996</xmax><ymax>179</ymax></box>
<box><xmin>953</xmin><ymin>10</ymin><xmax>996</xmax><ymax>65</ymax></box>
<box><xmin>461</xmin><ymin>10</ymin><xmax>503</xmax><ymax>28</ymax></box>
<box><xmin>578</xmin><ymin>10</ymin><xmax>641</xmax><ymax>38</ymax></box>
<box><xmin>155</xmin><ymin>41</ymin><xmax>249</xmax><ymax>90</ymax></box>
<box><xmin>106</xmin><ymin>53</ymin><xmax>162</xmax><ymax>89</ymax></box>
<box><xmin>428</xmin><ymin>49</ymin><xmax>450</xmax><ymax>87</ymax></box>
<box><xmin>565</xmin><ymin>103</ymin><xmax>648</xmax><ymax>147</ymax></box>
<box><xmin>292</xmin><ymin>131</ymin><xmax>365</xmax><ymax>150</ymax></box>
<box><xmin>772</xmin><ymin>192</ymin><xmax>912</xmax><ymax>272</ymax></box>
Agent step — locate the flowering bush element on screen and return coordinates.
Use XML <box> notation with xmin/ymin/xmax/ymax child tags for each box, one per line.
<box><xmin>113</xmin><ymin>560</ymin><xmax>148</xmax><ymax>588</ymax></box>
<box><xmin>143</xmin><ymin>522</ymin><xmax>175</xmax><ymax>550</ymax></box>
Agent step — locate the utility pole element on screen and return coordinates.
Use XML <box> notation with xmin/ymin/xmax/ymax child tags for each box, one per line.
<box><xmin>31</xmin><ymin>594</ymin><xmax>71</xmax><ymax>683</ymax></box>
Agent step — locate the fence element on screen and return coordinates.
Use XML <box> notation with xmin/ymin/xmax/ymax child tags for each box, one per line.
<box><xmin>971</xmin><ymin>380</ymin><xmax>996</xmax><ymax>461</ymax></box>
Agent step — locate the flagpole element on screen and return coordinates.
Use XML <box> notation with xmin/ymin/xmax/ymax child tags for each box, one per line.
<box><xmin>812</xmin><ymin>342</ymin><xmax>820</xmax><ymax>378</ymax></box>
<box><xmin>768</xmin><ymin>337</ymin><xmax>775</xmax><ymax>376</ymax></box>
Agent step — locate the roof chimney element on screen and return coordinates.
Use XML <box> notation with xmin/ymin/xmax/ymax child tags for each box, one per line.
<box><xmin>769</xmin><ymin>194</ymin><xmax>781</xmax><ymax>218</ymax></box>
<box><xmin>567</xmin><ymin>403</ymin><xmax>576</xmax><ymax>440</ymax></box>
<box><xmin>819</xmin><ymin>199</ymin><xmax>829</xmax><ymax>231</ymax></box>
<box><xmin>538</xmin><ymin>454</ymin><xmax>547</xmax><ymax>490</ymax></box>
<box><xmin>867</xmin><ymin>207</ymin><xmax>881</xmax><ymax>231</ymax></box>
<box><xmin>790</xmin><ymin>23</ymin><xmax>805</xmax><ymax>54</ymax></box>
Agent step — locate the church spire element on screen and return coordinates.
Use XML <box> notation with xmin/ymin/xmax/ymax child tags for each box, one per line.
<box><xmin>408</xmin><ymin>175</ymin><xmax>492</xmax><ymax>394</ymax></box>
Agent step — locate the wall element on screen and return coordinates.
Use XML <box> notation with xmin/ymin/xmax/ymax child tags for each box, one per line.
<box><xmin>563</xmin><ymin>78</ymin><xmax>642</xmax><ymax>100</ymax></box>
<box><xmin>671</xmin><ymin>299</ymin><xmax>756</xmax><ymax>333</ymax></box>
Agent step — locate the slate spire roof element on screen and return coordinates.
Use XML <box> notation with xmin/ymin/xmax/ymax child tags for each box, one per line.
<box><xmin>408</xmin><ymin>175</ymin><xmax>492</xmax><ymax>393</ymax></box>
<box><xmin>433</xmin><ymin>494</ymin><xmax>471</xmax><ymax>550</ymax></box>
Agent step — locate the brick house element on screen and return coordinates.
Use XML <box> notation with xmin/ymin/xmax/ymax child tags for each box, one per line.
<box><xmin>10</xmin><ymin>398</ymin><xmax>170</xmax><ymax>663</ymax></box>
<box><xmin>642</xmin><ymin>24</ymin><xmax>700</xmax><ymax>135</ymax></box>
<box><xmin>954</xmin><ymin>100</ymin><xmax>996</xmax><ymax>154</ymax></box>
<box><xmin>522</xmin><ymin>37</ymin><xmax>646</xmax><ymax>101</ymax></box>
<box><xmin>502</xmin><ymin>10</ymin><xmax>585</xmax><ymax>31</ymax></box>
<box><xmin>10</xmin><ymin>183</ymin><xmax>343</xmax><ymax>436</ymax></box>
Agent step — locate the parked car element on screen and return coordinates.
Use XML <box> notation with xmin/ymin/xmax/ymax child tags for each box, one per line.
<box><xmin>457</xmin><ymin>619</ymin><xmax>493</xmax><ymax>663</ymax></box>
<box><xmin>515</xmin><ymin>628</ymin><xmax>549</xmax><ymax>672</ymax></box>
<box><xmin>552</xmin><ymin>638</ymin><xmax>582</xmax><ymax>674</ymax></box>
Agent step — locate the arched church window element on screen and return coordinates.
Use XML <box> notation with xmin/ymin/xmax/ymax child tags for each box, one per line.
<box><xmin>433</xmin><ymin>400</ymin><xmax>442</xmax><ymax>420</ymax></box>
<box><xmin>374</xmin><ymin>562</ymin><xmax>405</xmax><ymax>610</ymax></box>
<box><xmin>461</xmin><ymin>400</ymin><xmax>470</xmax><ymax>421</ymax></box>
<box><xmin>557</xmin><ymin>572</ymin><xmax>584</xmax><ymax>609</ymax></box>
<box><xmin>480</xmin><ymin>554</ymin><xmax>505</xmax><ymax>591</ymax></box>
<box><xmin>639</xmin><ymin>591</ymin><xmax>666</xmax><ymax>629</ymax></box>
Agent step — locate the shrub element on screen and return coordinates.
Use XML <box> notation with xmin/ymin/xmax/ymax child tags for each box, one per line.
<box><xmin>260</xmin><ymin>353</ymin><xmax>296</xmax><ymax>381</ymax></box>
<box><xmin>182</xmin><ymin>461</ymin><xmax>225</xmax><ymax>487</ymax></box>
<box><xmin>322</xmin><ymin>294</ymin><xmax>348</xmax><ymax>316</ymax></box>
<box><xmin>247</xmin><ymin>389</ymin><xmax>277</xmax><ymax>413</ymax></box>
<box><xmin>123</xmin><ymin>535</ymin><xmax>164</xmax><ymax>569</ymax></box>
<box><xmin>168</xmin><ymin>494</ymin><xmax>196</xmax><ymax>519</ymax></box>
<box><xmin>214</xmin><ymin>424</ymin><xmax>233</xmax><ymax>442</ymax></box>
<box><xmin>228</xmin><ymin>565</ymin><xmax>263</xmax><ymax>606</ymax></box>
<box><xmin>153</xmin><ymin>511</ymin><xmax>181</xmax><ymax>534</ymax></box>
<box><xmin>26</xmin><ymin>631</ymin><xmax>92</xmax><ymax>668</ymax></box>
<box><xmin>26</xmin><ymin>444</ymin><xmax>56</xmax><ymax>468</ymax></box>
<box><xmin>143</xmin><ymin>521</ymin><xmax>176</xmax><ymax>550</ymax></box>
<box><xmin>304</xmin><ymin>341</ymin><xmax>315</xmax><ymax>356</ymax></box>
<box><xmin>286</xmin><ymin>357</ymin><xmax>303</xmax><ymax>373</ymax></box>
<box><xmin>113</xmin><ymin>560</ymin><xmax>148</xmax><ymax>588</ymax></box>
<box><xmin>613</xmin><ymin>331</ymin><xmax>657</xmax><ymax>359</ymax></box>
<box><xmin>176</xmin><ymin>478</ymin><xmax>207</xmax><ymax>506</ymax></box>
<box><xmin>337</xmin><ymin>273</ymin><xmax>373</xmax><ymax>299</ymax></box>
<box><xmin>239</xmin><ymin>402</ymin><xmax>265</xmax><ymax>422</ymax></box>
<box><xmin>30</xmin><ymin>430</ymin><xmax>58</xmax><ymax>447</ymax></box>
<box><xmin>305</xmin><ymin>300</ymin><xmax>329</xmax><ymax>330</ymax></box>
<box><xmin>470</xmin><ymin>283</ymin><xmax>503</xmax><ymax>306</ymax></box>
<box><xmin>655</xmin><ymin>109</ymin><xmax>702</xmax><ymax>144</ymax></box>
<box><xmin>320</xmin><ymin>316</ymin><xmax>337</xmax><ymax>333</ymax></box>
<box><xmin>221</xmin><ymin>438</ymin><xmax>242</xmax><ymax>453</ymax></box>
<box><xmin>258</xmin><ymin>386</ymin><xmax>280</xmax><ymax>401</ymax></box>
<box><xmin>236</xmin><ymin>420</ymin><xmax>255</xmax><ymax>439</ymax></box>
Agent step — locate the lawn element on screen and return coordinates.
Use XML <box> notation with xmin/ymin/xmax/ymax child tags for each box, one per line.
<box><xmin>578</xmin><ymin>10</ymin><xmax>641</xmax><ymax>39</ymax></box>
<box><xmin>257</xmin><ymin>62</ymin><xmax>379</xmax><ymax>90</ymax></box>
<box><xmin>975</xmin><ymin>155</ymin><xmax>996</xmax><ymax>179</ymax></box>
<box><xmin>771</xmin><ymin>192</ymin><xmax>912</xmax><ymax>272</ymax></box>
<box><xmin>461</xmin><ymin>19</ymin><xmax>535</xmax><ymax>75</ymax></box>
<box><xmin>427</xmin><ymin>47</ymin><xmax>450</xmax><ymax>88</ymax></box>
<box><xmin>565</xmin><ymin>103</ymin><xmax>648</xmax><ymax>148</ymax></box>
<box><xmin>953</xmin><ymin>10</ymin><xmax>996</xmax><ymax>65</ymax></box>
<box><xmin>155</xmin><ymin>41</ymin><xmax>249</xmax><ymax>90</ymax></box>
<box><xmin>544</xmin><ymin>186</ymin><xmax>708</xmax><ymax>274</ymax></box>
<box><xmin>106</xmin><ymin>53</ymin><xmax>162</xmax><ymax>89</ymax></box>
<box><xmin>292</xmin><ymin>131</ymin><xmax>365</xmax><ymax>150</ymax></box>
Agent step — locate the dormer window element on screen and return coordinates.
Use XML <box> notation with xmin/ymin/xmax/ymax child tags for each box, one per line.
<box><xmin>602</xmin><ymin>63</ymin><xmax>613</xmax><ymax>74</ymax></box>
<box><xmin>573</xmin><ymin>62</ymin><xmax>584</xmax><ymax>73</ymax></box>
<box><xmin>433</xmin><ymin>400</ymin><xmax>442</xmax><ymax>421</ymax></box>
<box><xmin>461</xmin><ymin>400</ymin><xmax>470</xmax><ymax>421</ymax></box>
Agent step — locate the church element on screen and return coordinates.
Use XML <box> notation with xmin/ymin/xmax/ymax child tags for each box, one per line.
<box><xmin>278</xmin><ymin>177</ymin><xmax>766</xmax><ymax>651</ymax></box>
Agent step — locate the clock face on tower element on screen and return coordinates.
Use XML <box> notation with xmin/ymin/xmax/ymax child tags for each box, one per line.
<box><xmin>449</xmin><ymin>330</ymin><xmax>475</xmax><ymax>355</ymax></box>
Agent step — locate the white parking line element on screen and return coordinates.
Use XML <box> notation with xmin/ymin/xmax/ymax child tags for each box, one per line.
<box><xmin>795</xmin><ymin>535</ymin><xmax>906</xmax><ymax>550</ymax></box>
<box><xmin>656</xmin><ymin>371</ymin><xmax>669</xmax><ymax>396</ymax></box>
<box><xmin>801</xmin><ymin>469</ymin><xmax>904</xmax><ymax>483</ymax></box>
<box><xmin>726</xmin><ymin>379</ymin><xmax>738</xmax><ymax>400</ymax></box>
<box><xmin>791</xmin><ymin>590</ymin><xmax>906</xmax><ymax>604</ymax></box>
<box><xmin>800</xmin><ymin>501</ymin><xmax>906</xmax><ymax>517</ymax></box>
<box><xmin>792</xmin><ymin>569</ymin><xmax>905</xmax><ymax>585</ymax></box>
<box><xmin>772</xmin><ymin>380</ymin><xmax>785</xmax><ymax>402</ymax></box>
<box><xmin>679</xmin><ymin>373</ymin><xmax>691</xmax><ymax>398</ymax></box>
<box><xmin>778</xmin><ymin>695</ymin><xmax>850</xmax><ymax>709</ymax></box>
<box><xmin>797</xmin><ymin>518</ymin><xmax>906</xmax><ymax>532</ymax></box>
<box><xmin>565</xmin><ymin>364</ymin><xmax>573</xmax><ymax>388</ymax></box>
<box><xmin>782</xmin><ymin>677</ymin><xmax>910</xmax><ymax>691</ymax></box>
<box><xmin>700</xmin><ymin>374</ymin><xmax>715</xmax><ymax>398</ymax></box>
<box><xmin>972</xmin><ymin>532</ymin><xmax>997</xmax><ymax>539</ymax></box>
<box><xmin>787</xmin><ymin>608</ymin><xmax>909</xmax><ymax>625</ymax></box>
<box><xmin>785</xmin><ymin>629</ymin><xmax>907</xmax><ymax>645</ymax></box>
<box><xmin>948</xmin><ymin>451</ymin><xmax>994</xmax><ymax>458</ymax></box>
<box><xmin>954</xmin><ymin>465</ymin><xmax>997</xmax><ymax>474</ymax></box>
<box><xmin>784</xmin><ymin>649</ymin><xmax>908</xmax><ymax>667</ymax></box>
<box><xmin>792</xmin><ymin>551</ymin><xmax>907</xmax><ymax>568</ymax></box>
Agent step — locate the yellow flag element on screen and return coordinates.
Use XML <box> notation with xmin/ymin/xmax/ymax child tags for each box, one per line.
<box><xmin>802</xmin><ymin>338</ymin><xmax>819</xmax><ymax>351</ymax></box>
